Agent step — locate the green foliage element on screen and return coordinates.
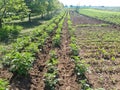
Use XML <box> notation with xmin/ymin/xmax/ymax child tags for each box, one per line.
<box><xmin>47</xmin><ymin>50</ymin><xmax>58</xmax><ymax>66</ymax></box>
<box><xmin>72</xmin><ymin>56</ymin><xmax>88</xmax><ymax>76</ymax></box>
<box><xmin>70</xmin><ymin>43</ymin><xmax>79</xmax><ymax>56</ymax></box>
<box><xmin>49</xmin><ymin>50</ymin><xmax>57</xmax><ymax>59</ymax></box>
<box><xmin>44</xmin><ymin>71</ymin><xmax>58</xmax><ymax>90</ymax></box>
<box><xmin>54</xmin><ymin>18</ymin><xmax>60</xmax><ymax>24</ymax></box>
<box><xmin>67</xmin><ymin>12</ymin><xmax>89</xmax><ymax>89</ymax></box>
<box><xmin>1</xmin><ymin>10</ymin><xmax>65</xmax><ymax>77</ymax></box>
<box><xmin>25</xmin><ymin>43</ymin><xmax>39</xmax><ymax>54</ymax></box>
<box><xmin>12</xmin><ymin>36</ymin><xmax>31</xmax><ymax>51</ymax></box>
<box><xmin>46</xmin><ymin>23</ymin><xmax>56</xmax><ymax>35</ymax></box>
<box><xmin>52</xmin><ymin>34</ymin><xmax>61</xmax><ymax>47</ymax></box>
<box><xmin>0</xmin><ymin>25</ymin><xmax>22</xmax><ymax>41</ymax></box>
<box><xmin>79</xmin><ymin>9</ymin><xmax>120</xmax><ymax>24</ymax></box>
<box><xmin>70</xmin><ymin>36</ymin><xmax>77</xmax><ymax>43</ymax></box>
<box><xmin>0</xmin><ymin>0</ymin><xmax>29</xmax><ymax>26</ymax></box>
<box><xmin>47</xmin><ymin>58</ymin><xmax>58</xmax><ymax>66</ymax></box>
<box><xmin>67</xmin><ymin>20</ymin><xmax>72</xmax><ymax>25</ymax></box>
<box><xmin>0</xmin><ymin>79</ymin><xmax>9</xmax><ymax>90</ymax></box>
<box><xmin>56</xmin><ymin>28</ymin><xmax>62</xmax><ymax>34</ymax></box>
<box><xmin>80</xmin><ymin>79</ymin><xmax>91</xmax><ymax>90</ymax></box>
<box><xmin>32</xmin><ymin>29</ymin><xmax>44</xmax><ymax>37</ymax></box>
<box><xmin>44</xmin><ymin>50</ymin><xmax>58</xmax><ymax>90</ymax></box>
<box><xmin>3</xmin><ymin>52</ymin><xmax>34</xmax><ymax>75</ymax></box>
<box><xmin>75</xmin><ymin>62</ymin><xmax>88</xmax><ymax>76</ymax></box>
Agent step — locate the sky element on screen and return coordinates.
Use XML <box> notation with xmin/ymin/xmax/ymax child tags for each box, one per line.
<box><xmin>58</xmin><ymin>0</ymin><xmax>120</xmax><ymax>6</ymax></box>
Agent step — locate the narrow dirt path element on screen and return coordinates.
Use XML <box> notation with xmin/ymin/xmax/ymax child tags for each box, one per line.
<box><xmin>57</xmin><ymin>18</ymin><xmax>80</xmax><ymax>90</ymax></box>
<box><xmin>29</xmin><ymin>38</ymin><xmax>52</xmax><ymax>90</ymax></box>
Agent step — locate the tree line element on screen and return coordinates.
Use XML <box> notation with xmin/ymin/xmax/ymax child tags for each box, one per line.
<box><xmin>0</xmin><ymin>0</ymin><xmax>63</xmax><ymax>27</ymax></box>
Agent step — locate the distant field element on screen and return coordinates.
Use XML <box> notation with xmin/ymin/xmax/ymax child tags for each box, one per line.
<box><xmin>71</xmin><ymin>11</ymin><xmax>120</xmax><ymax>89</ymax></box>
<box><xmin>79</xmin><ymin>9</ymin><xmax>120</xmax><ymax>25</ymax></box>
<box><xmin>92</xmin><ymin>7</ymin><xmax>120</xmax><ymax>12</ymax></box>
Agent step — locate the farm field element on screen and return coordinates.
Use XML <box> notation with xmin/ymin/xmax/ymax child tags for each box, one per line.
<box><xmin>71</xmin><ymin>11</ymin><xmax>120</xmax><ymax>89</ymax></box>
<box><xmin>0</xmin><ymin>10</ymin><xmax>85</xmax><ymax>90</ymax></box>
<box><xmin>79</xmin><ymin>9</ymin><xmax>120</xmax><ymax>25</ymax></box>
<box><xmin>1</xmin><ymin>1</ymin><xmax>120</xmax><ymax>89</ymax></box>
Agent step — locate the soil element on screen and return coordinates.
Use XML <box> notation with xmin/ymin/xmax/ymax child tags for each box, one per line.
<box><xmin>56</xmin><ymin>18</ymin><xmax>80</xmax><ymax>90</ymax></box>
<box><xmin>9</xmin><ymin>37</ymin><xmax>53</xmax><ymax>90</ymax></box>
<box><xmin>70</xmin><ymin>11</ymin><xmax>120</xmax><ymax>89</ymax></box>
<box><xmin>0</xmin><ymin>14</ymin><xmax>80</xmax><ymax>90</ymax></box>
<box><xmin>0</xmin><ymin>29</ymin><xmax>55</xmax><ymax>90</ymax></box>
<box><xmin>1</xmin><ymin>10</ymin><xmax>120</xmax><ymax>90</ymax></box>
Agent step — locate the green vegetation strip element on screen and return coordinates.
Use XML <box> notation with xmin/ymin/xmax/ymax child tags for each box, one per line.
<box><xmin>2</xmin><ymin>11</ymin><xmax>66</xmax><ymax>76</ymax></box>
<box><xmin>79</xmin><ymin>9</ymin><xmax>120</xmax><ymax>25</ymax></box>
<box><xmin>68</xmin><ymin>11</ymin><xmax>90</xmax><ymax>89</ymax></box>
<box><xmin>44</xmin><ymin>11</ymin><xmax>67</xmax><ymax>89</ymax></box>
<box><xmin>75</xmin><ymin>24</ymin><xmax>109</xmax><ymax>27</ymax></box>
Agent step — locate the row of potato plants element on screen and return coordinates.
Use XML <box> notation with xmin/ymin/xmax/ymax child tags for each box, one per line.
<box><xmin>2</xmin><ymin>11</ymin><xmax>66</xmax><ymax>77</ymax></box>
<box><xmin>44</xmin><ymin>11</ymin><xmax>67</xmax><ymax>89</ymax></box>
<box><xmin>67</xmin><ymin>11</ymin><xmax>90</xmax><ymax>89</ymax></box>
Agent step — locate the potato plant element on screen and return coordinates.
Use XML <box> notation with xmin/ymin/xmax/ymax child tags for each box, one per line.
<box><xmin>1</xmin><ymin>11</ymin><xmax>66</xmax><ymax>77</ymax></box>
<box><xmin>67</xmin><ymin>11</ymin><xmax>90</xmax><ymax>89</ymax></box>
<box><xmin>4</xmin><ymin>52</ymin><xmax>34</xmax><ymax>75</ymax></box>
<box><xmin>52</xmin><ymin>34</ymin><xmax>61</xmax><ymax>47</ymax></box>
<box><xmin>44</xmin><ymin>13</ymin><xmax>66</xmax><ymax>89</ymax></box>
<box><xmin>44</xmin><ymin>50</ymin><xmax>58</xmax><ymax>90</ymax></box>
<box><xmin>0</xmin><ymin>25</ymin><xmax>22</xmax><ymax>41</ymax></box>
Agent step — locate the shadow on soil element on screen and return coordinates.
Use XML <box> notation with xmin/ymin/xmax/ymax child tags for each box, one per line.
<box><xmin>10</xmin><ymin>74</ymin><xmax>31</xmax><ymax>90</ymax></box>
<box><xmin>13</xmin><ymin>16</ymin><xmax>50</xmax><ymax>29</ymax></box>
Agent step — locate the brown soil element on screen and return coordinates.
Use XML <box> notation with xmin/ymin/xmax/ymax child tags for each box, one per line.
<box><xmin>0</xmin><ymin>14</ymin><xmax>80</xmax><ymax>90</ymax></box>
<box><xmin>1</xmin><ymin>11</ymin><xmax>120</xmax><ymax>90</ymax></box>
<box><xmin>56</xmin><ymin>18</ymin><xmax>80</xmax><ymax>90</ymax></box>
<box><xmin>70</xmin><ymin>11</ymin><xmax>120</xmax><ymax>89</ymax></box>
<box><xmin>9</xmin><ymin>37</ymin><xmax>53</xmax><ymax>90</ymax></box>
<box><xmin>0</xmin><ymin>31</ymin><xmax>54</xmax><ymax>90</ymax></box>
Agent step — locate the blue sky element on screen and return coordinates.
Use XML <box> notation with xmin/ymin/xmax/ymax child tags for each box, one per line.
<box><xmin>58</xmin><ymin>0</ymin><xmax>120</xmax><ymax>6</ymax></box>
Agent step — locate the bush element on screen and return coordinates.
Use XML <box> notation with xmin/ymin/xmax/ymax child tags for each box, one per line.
<box><xmin>0</xmin><ymin>25</ymin><xmax>22</xmax><ymax>41</ymax></box>
<box><xmin>3</xmin><ymin>52</ymin><xmax>34</xmax><ymax>75</ymax></box>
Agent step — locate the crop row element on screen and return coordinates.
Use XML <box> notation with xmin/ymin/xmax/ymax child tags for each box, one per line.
<box><xmin>79</xmin><ymin>9</ymin><xmax>120</xmax><ymax>25</ymax></box>
<box><xmin>68</xmin><ymin>11</ymin><xmax>91</xmax><ymax>89</ymax></box>
<box><xmin>1</xmin><ymin>11</ymin><xmax>66</xmax><ymax>77</ymax></box>
<box><xmin>43</xmin><ymin>11</ymin><xmax>67</xmax><ymax>89</ymax></box>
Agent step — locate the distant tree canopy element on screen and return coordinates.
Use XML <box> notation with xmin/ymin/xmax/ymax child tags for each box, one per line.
<box><xmin>0</xmin><ymin>0</ymin><xmax>29</xmax><ymax>27</ymax></box>
<box><xmin>25</xmin><ymin>0</ymin><xmax>63</xmax><ymax>15</ymax></box>
<box><xmin>0</xmin><ymin>0</ymin><xmax>63</xmax><ymax>27</ymax></box>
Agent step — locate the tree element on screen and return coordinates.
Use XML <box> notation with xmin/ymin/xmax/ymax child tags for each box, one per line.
<box><xmin>46</xmin><ymin>0</ymin><xmax>63</xmax><ymax>16</ymax></box>
<box><xmin>0</xmin><ymin>0</ymin><xmax>29</xmax><ymax>27</ymax></box>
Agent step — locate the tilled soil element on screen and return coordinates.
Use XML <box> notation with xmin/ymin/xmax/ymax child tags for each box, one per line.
<box><xmin>0</xmin><ymin>15</ymin><xmax>80</xmax><ymax>90</ymax></box>
<box><xmin>9</xmin><ymin>37</ymin><xmax>53</xmax><ymax>90</ymax></box>
<box><xmin>56</xmin><ymin>18</ymin><xmax>80</xmax><ymax>90</ymax></box>
<box><xmin>0</xmin><ymin>30</ymin><xmax>55</xmax><ymax>90</ymax></box>
<box><xmin>70</xmin><ymin>11</ymin><xmax>120</xmax><ymax>89</ymax></box>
